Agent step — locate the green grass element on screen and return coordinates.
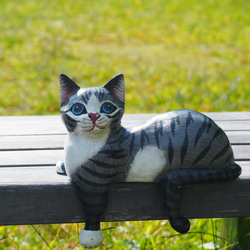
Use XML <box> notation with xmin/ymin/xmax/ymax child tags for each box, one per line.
<box><xmin>0</xmin><ymin>0</ymin><xmax>249</xmax><ymax>249</ymax></box>
<box><xmin>0</xmin><ymin>220</ymin><xmax>238</xmax><ymax>250</ymax></box>
<box><xmin>0</xmin><ymin>0</ymin><xmax>249</xmax><ymax>115</ymax></box>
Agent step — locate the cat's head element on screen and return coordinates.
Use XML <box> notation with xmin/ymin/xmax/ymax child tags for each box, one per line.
<box><xmin>60</xmin><ymin>74</ymin><xmax>125</xmax><ymax>138</ymax></box>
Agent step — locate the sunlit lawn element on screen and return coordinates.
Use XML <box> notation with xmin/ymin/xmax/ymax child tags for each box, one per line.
<box><xmin>0</xmin><ymin>0</ymin><xmax>249</xmax><ymax>249</ymax></box>
<box><xmin>0</xmin><ymin>0</ymin><xmax>249</xmax><ymax>116</ymax></box>
<box><xmin>1</xmin><ymin>219</ymin><xmax>237</xmax><ymax>250</ymax></box>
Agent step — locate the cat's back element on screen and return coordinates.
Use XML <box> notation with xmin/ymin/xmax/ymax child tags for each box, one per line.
<box><xmin>129</xmin><ymin>110</ymin><xmax>234</xmax><ymax>170</ymax></box>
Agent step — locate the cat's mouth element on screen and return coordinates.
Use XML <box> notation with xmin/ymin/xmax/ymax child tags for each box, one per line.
<box><xmin>86</xmin><ymin>123</ymin><xmax>106</xmax><ymax>132</ymax></box>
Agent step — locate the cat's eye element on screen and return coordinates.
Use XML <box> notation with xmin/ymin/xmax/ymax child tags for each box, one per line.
<box><xmin>71</xmin><ymin>103</ymin><xmax>86</xmax><ymax>115</ymax></box>
<box><xmin>101</xmin><ymin>102</ymin><xmax>117</xmax><ymax>114</ymax></box>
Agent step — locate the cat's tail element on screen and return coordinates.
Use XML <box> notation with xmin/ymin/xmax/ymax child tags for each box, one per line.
<box><xmin>160</xmin><ymin>162</ymin><xmax>241</xmax><ymax>234</ymax></box>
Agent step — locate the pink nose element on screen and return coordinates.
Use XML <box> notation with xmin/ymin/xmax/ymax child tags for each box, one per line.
<box><xmin>88</xmin><ymin>113</ymin><xmax>100</xmax><ymax>122</ymax></box>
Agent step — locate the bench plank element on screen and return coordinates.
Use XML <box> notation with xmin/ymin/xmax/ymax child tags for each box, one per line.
<box><xmin>0</xmin><ymin>163</ymin><xmax>249</xmax><ymax>226</ymax></box>
<box><xmin>0</xmin><ymin>135</ymin><xmax>65</xmax><ymax>150</ymax></box>
<box><xmin>0</xmin><ymin>132</ymin><xmax>249</xmax><ymax>151</ymax></box>
<box><xmin>0</xmin><ymin>150</ymin><xmax>64</xmax><ymax>166</ymax></box>
<box><xmin>0</xmin><ymin>145</ymin><xmax>249</xmax><ymax>167</ymax></box>
<box><xmin>0</xmin><ymin>113</ymin><xmax>249</xmax><ymax>136</ymax></box>
<box><xmin>0</xmin><ymin>112</ymin><xmax>249</xmax><ymax>226</ymax></box>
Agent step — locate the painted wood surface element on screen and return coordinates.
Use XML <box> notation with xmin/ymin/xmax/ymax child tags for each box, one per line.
<box><xmin>0</xmin><ymin>112</ymin><xmax>249</xmax><ymax>226</ymax></box>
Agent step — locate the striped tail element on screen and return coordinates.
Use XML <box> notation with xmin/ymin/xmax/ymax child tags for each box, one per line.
<box><xmin>160</xmin><ymin>163</ymin><xmax>241</xmax><ymax>234</ymax></box>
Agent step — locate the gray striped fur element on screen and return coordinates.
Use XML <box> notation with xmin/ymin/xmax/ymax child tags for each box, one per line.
<box><xmin>58</xmin><ymin>74</ymin><xmax>241</xmax><ymax>248</ymax></box>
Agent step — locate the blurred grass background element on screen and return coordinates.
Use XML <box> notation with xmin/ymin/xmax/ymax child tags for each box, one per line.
<box><xmin>0</xmin><ymin>0</ymin><xmax>249</xmax><ymax>115</ymax></box>
<box><xmin>0</xmin><ymin>0</ymin><xmax>249</xmax><ymax>249</ymax></box>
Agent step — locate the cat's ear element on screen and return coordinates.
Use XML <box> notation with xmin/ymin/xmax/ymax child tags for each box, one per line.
<box><xmin>60</xmin><ymin>74</ymin><xmax>80</xmax><ymax>104</ymax></box>
<box><xmin>104</xmin><ymin>74</ymin><xmax>125</xmax><ymax>102</ymax></box>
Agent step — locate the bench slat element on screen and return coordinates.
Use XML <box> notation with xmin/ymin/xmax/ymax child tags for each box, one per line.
<box><xmin>0</xmin><ymin>145</ymin><xmax>249</xmax><ymax>167</ymax></box>
<box><xmin>1</xmin><ymin>162</ymin><xmax>249</xmax><ymax>185</ymax></box>
<box><xmin>0</xmin><ymin>135</ymin><xmax>65</xmax><ymax>150</ymax></box>
<box><xmin>0</xmin><ymin>150</ymin><xmax>64</xmax><ymax>166</ymax></box>
<box><xmin>0</xmin><ymin>132</ymin><xmax>249</xmax><ymax>151</ymax></box>
<box><xmin>0</xmin><ymin>113</ymin><xmax>249</xmax><ymax>136</ymax></box>
<box><xmin>0</xmin><ymin>163</ymin><xmax>249</xmax><ymax>226</ymax></box>
<box><xmin>0</xmin><ymin>113</ymin><xmax>249</xmax><ymax>227</ymax></box>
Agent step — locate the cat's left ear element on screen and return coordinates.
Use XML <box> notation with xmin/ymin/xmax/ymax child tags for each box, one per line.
<box><xmin>60</xmin><ymin>74</ymin><xmax>80</xmax><ymax>104</ymax></box>
<box><xmin>104</xmin><ymin>74</ymin><xmax>125</xmax><ymax>102</ymax></box>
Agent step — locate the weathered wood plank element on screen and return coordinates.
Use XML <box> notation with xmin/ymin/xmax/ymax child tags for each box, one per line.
<box><xmin>0</xmin><ymin>162</ymin><xmax>247</xmax><ymax>185</ymax></box>
<box><xmin>0</xmin><ymin>113</ymin><xmax>249</xmax><ymax>136</ymax></box>
<box><xmin>0</xmin><ymin>112</ymin><xmax>249</xmax><ymax>227</ymax></box>
<box><xmin>226</xmin><ymin>131</ymin><xmax>250</xmax><ymax>144</ymax></box>
<box><xmin>232</xmin><ymin>145</ymin><xmax>250</xmax><ymax>160</ymax></box>
<box><xmin>0</xmin><ymin>167</ymin><xmax>66</xmax><ymax>185</ymax></box>
<box><xmin>204</xmin><ymin>112</ymin><xmax>250</xmax><ymax>121</ymax></box>
<box><xmin>0</xmin><ymin>162</ymin><xmax>249</xmax><ymax>226</ymax></box>
<box><xmin>0</xmin><ymin>116</ymin><xmax>65</xmax><ymax>136</ymax></box>
<box><xmin>1</xmin><ymin>162</ymin><xmax>249</xmax><ymax>186</ymax></box>
<box><xmin>0</xmin><ymin>132</ymin><xmax>249</xmax><ymax>151</ymax></box>
<box><xmin>0</xmin><ymin>150</ymin><xmax>64</xmax><ymax>166</ymax></box>
<box><xmin>0</xmin><ymin>135</ymin><xmax>66</xmax><ymax>150</ymax></box>
<box><xmin>0</xmin><ymin>145</ymin><xmax>249</xmax><ymax>166</ymax></box>
<box><xmin>217</xmin><ymin>121</ymin><xmax>250</xmax><ymax>131</ymax></box>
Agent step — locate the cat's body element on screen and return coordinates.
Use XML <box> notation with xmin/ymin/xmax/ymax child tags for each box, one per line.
<box><xmin>57</xmin><ymin>74</ymin><xmax>241</xmax><ymax>249</ymax></box>
<box><xmin>65</xmin><ymin>110</ymin><xmax>235</xmax><ymax>183</ymax></box>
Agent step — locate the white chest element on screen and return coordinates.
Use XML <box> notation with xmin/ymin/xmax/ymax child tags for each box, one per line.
<box><xmin>64</xmin><ymin>134</ymin><xmax>107</xmax><ymax>177</ymax></box>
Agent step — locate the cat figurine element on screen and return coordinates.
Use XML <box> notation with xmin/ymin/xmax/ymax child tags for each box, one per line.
<box><xmin>56</xmin><ymin>73</ymin><xmax>241</xmax><ymax>249</ymax></box>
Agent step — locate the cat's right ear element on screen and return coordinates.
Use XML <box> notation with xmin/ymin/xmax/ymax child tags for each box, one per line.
<box><xmin>60</xmin><ymin>74</ymin><xmax>80</xmax><ymax>105</ymax></box>
<box><xmin>104</xmin><ymin>74</ymin><xmax>125</xmax><ymax>102</ymax></box>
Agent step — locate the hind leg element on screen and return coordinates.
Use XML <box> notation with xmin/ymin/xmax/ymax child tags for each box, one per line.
<box><xmin>160</xmin><ymin>163</ymin><xmax>241</xmax><ymax>234</ymax></box>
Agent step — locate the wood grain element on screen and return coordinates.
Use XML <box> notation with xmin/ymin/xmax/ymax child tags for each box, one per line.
<box><xmin>0</xmin><ymin>145</ymin><xmax>249</xmax><ymax>167</ymax></box>
<box><xmin>0</xmin><ymin>112</ymin><xmax>249</xmax><ymax>226</ymax></box>
<box><xmin>0</xmin><ymin>112</ymin><xmax>249</xmax><ymax>136</ymax></box>
<box><xmin>0</xmin><ymin>132</ymin><xmax>249</xmax><ymax>151</ymax></box>
<box><xmin>0</xmin><ymin>164</ymin><xmax>249</xmax><ymax>226</ymax></box>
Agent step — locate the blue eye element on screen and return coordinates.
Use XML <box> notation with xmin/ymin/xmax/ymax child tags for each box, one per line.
<box><xmin>71</xmin><ymin>103</ymin><xmax>85</xmax><ymax>115</ymax></box>
<box><xmin>101</xmin><ymin>102</ymin><xmax>117</xmax><ymax>114</ymax></box>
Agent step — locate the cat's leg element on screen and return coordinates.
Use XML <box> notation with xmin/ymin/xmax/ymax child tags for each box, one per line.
<box><xmin>56</xmin><ymin>162</ymin><xmax>104</xmax><ymax>247</ymax></box>
<box><xmin>78</xmin><ymin>190</ymin><xmax>107</xmax><ymax>248</ymax></box>
<box><xmin>160</xmin><ymin>174</ymin><xmax>190</xmax><ymax>234</ymax></box>
<box><xmin>160</xmin><ymin>163</ymin><xmax>241</xmax><ymax>234</ymax></box>
<box><xmin>78</xmin><ymin>197</ymin><xmax>105</xmax><ymax>249</ymax></box>
<box><xmin>71</xmin><ymin>175</ymin><xmax>109</xmax><ymax>248</ymax></box>
<box><xmin>56</xmin><ymin>160</ymin><xmax>67</xmax><ymax>175</ymax></box>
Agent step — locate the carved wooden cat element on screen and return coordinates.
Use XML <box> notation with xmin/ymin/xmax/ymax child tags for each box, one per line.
<box><xmin>57</xmin><ymin>73</ymin><xmax>241</xmax><ymax>248</ymax></box>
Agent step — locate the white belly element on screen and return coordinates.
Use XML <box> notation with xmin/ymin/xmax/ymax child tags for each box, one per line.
<box><xmin>126</xmin><ymin>146</ymin><xmax>166</xmax><ymax>182</ymax></box>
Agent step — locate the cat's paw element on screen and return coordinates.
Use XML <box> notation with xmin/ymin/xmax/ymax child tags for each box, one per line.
<box><xmin>56</xmin><ymin>160</ymin><xmax>67</xmax><ymax>175</ymax></box>
<box><xmin>79</xmin><ymin>229</ymin><xmax>103</xmax><ymax>249</ymax></box>
<box><xmin>169</xmin><ymin>216</ymin><xmax>190</xmax><ymax>234</ymax></box>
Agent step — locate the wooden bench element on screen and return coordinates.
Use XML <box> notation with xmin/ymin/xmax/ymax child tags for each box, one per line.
<box><xmin>0</xmin><ymin>112</ymin><xmax>250</xmax><ymax>226</ymax></box>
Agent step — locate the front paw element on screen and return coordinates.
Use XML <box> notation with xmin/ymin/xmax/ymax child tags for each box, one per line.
<box><xmin>56</xmin><ymin>160</ymin><xmax>67</xmax><ymax>175</ymax></box>
<box><xmin>79</xmin><ymin>229</ymin><xmax>103</xmax><ymax>249</ymax></box>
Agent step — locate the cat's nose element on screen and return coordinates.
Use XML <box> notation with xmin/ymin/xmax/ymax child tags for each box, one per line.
<box><xmin>88</xmin><ymin>113</ymin><xmax>100</xmax><ymax>123</ymax></box>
